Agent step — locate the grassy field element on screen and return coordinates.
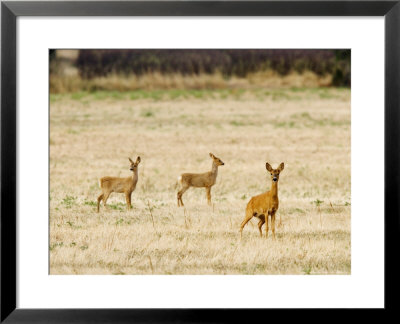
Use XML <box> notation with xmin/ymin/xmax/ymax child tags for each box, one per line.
<box><xmin>49</xmin><ymin>87</ymin><xmax>351</xmax><ymax>275</ymax></box>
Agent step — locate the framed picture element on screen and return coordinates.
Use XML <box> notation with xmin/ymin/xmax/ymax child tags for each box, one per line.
<box><xmin>1</xmin><ymin>0</ymin><xmax>399</xmax><ymax>322</ymax></box>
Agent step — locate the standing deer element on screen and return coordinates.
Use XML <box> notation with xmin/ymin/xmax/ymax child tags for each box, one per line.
<box><xmin>177</xmin><ymin>153</ymin><xmax>224</xmax><ymax>207</ymax></box>
<box><xmin>239</xmin><ymin>162</ymin><xmax>284</xmax><ymax>239</ymax></box>
<box><xmin>97</xmin><ymin>156</ymin><xmax>141</xmax><ymax>212</ymax></box>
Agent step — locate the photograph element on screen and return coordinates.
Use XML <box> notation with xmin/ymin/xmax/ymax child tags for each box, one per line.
<box><xmin>49</xmin><ymin>49</ymin><xmax>351</xmax><ymax>275</ymax></box>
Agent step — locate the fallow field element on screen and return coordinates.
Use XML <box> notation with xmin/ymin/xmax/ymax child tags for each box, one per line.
<box><xmin>49</xmin><ymin>87</ymin><xmax>351</xmax><ymax>275</ymax></box>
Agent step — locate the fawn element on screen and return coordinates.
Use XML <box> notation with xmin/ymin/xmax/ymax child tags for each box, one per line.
<box><xmin>97</xmin><ymin>156</ymin><xmax>141</xmax><ymax>212</ymax></box>
<box><xmin>177</xmin><ymin>153</ymin><xmax>224</xmax><ymax>207</ymax></box>
<box><xmin>240</xmin><ymin>162</ymin><xmax>284</xmax><ymax>239</ymax></box>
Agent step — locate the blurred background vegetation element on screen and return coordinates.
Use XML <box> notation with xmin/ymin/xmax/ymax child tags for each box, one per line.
<box><xmin>49</xmin><ymin>49</ymin><xmax>350</xmax><ymax>94</ymax></box>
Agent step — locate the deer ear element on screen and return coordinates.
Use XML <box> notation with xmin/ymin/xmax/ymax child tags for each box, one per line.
<box><xmin>136</xmin><ymin>156</ymin><xmax>141</xmax><ymax>164</ymax></box>
<box><xmin>266</xmin><ymin>162</ymin><xmax>273</xmax><ymax>172</ymax></box>
<box><xmin>278</xmin><ymin>162</ymin><xmax>284</xmax><ymax>171</ymax></box>
<box><xmin>129</xmin><ymin>158</ymin><xmax>134</xmax><ymax>164</ymax></box>
<box><xmin>209</xmin><ymin>153</ymin><xmax>214</xmax><ymax>158</ymax></box>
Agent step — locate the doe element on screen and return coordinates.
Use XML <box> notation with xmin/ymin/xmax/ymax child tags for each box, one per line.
<box><xmin>177</xmin><ymin>153</ymin><xmax>224</xmax><ymax>207</ymax></box>
<box><xmin>97</xmin><ymin>156</ymin><xmax>141</xmax><ymax>212</ymax></box>
<box><xmin>239</xmin><ymin>162</ymin><xmax>284</xmax><ymax>239</ymax></box>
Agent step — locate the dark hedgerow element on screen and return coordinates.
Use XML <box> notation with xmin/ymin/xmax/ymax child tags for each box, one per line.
<box><xmin>76</xmin><ymin>49</ymin><xmax>351</xmax><ymax>87</ymax></box>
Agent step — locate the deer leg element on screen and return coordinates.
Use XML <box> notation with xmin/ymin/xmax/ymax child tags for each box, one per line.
<box><xmin>125</xmin><ymin>192</ymin><xmax>132</xmax><ymax>210</ymax></box>
<box><xmin>206</xmin><ymin>187</ymin><xmax>212</xmax><ymax>206</ymax></box>
<box><xmin>271</xmin><ymin>213</ymin><xmax>276</xmax><ymax>239</ymax></box>
<box><xmin>239</xmin><ymin>210</ymin><xmax>253</xmax><ymax>239</ymax></box>
<box><xmin>103</xmin><ymin>192</ymin><xmax>111</xmax><ymax>207</ymax></box>
<box><xmin>177</xmin><ymin>192</ymin><xmax>182</xmax><ymax>207</ymax></box>
<box><xmin>97</xmin><ymin>193</ymin><xmax>104</xmax><ymax>213</ymax></box>
<box><xmin>176</xmin><ymin>179</ymin><xmax>181</xmax><ymax>206</ymax></box>
<box><xmin>265</xmin><ymin>215</ymin><xmax>269</xmax><ymax>238</ymax></box>
<box><xmin>257</xmin><ymin>216</ymin><xmax>265</xmax><ymax>237</ymax></box>
<box><xmin>177</xmin><ymin>185</ymin><xmax>189</xmax><ymax>207</ymax></box>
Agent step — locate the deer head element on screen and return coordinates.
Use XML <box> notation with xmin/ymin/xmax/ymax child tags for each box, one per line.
<box><xmin>129</xmin><ymin>156</ymin><xmax>141</xmax><ymax>172</ymax></box>
<box><xmin>209</xmin><ymin>153</ymin><xmax>224</xmax><ymax>166</ymax></box>
<box><xmin>266</xmin><ymin>162</ymin><xmax>284</xmax><ymax>182</ymax></box>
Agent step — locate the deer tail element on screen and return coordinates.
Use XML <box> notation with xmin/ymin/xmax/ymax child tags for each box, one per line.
<box><xmin>175</xmin><ymin>175</ymin><xmax>182</xmax><ymax>189</ymax></box>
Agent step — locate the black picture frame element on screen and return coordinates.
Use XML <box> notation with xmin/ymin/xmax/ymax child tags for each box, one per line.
<box><xmin>1</xmin><ymin>1</ymin><xmax>399</xmax><ymax>322</ymax></box>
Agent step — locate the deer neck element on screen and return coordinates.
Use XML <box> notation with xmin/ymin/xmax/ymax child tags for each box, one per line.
<box><xmin>131</xmin><ymin>169</ymin><xmax>138</xmax><ymax>183</ymax></box>
<box><xmin>270</xmin><ymin>181</ymin><xmax>278</xmax><ymax>198</ymax></box>
<box><xmin>211</xmin><ymin>162</ymin><xmax>219</xmax><ymax>179</ymax></box>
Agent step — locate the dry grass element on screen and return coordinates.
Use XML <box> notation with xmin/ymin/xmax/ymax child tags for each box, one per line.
<box><xmin>49</xmin><ymin>87</ymin><xmax>350</xmax><ymax>275</ymax></box>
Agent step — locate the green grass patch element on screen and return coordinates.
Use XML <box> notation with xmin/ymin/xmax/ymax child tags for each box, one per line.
<box><xmin>67</xmin><ymin>128</ymin><xmax>79</xmax><ymax>135</ymax></box>
<box><xmin>230</xmin><ymin>120</ymin><xmax>246</xmax><ymax>127</ymax></box>
<box><xmin>312</xmin><ymin>199</ymin><xmax>324</xmax><ymax>207</ymax></box>
<box><xmin>66</xmin><ymin>221</ymin><xmax>82</xmax><ymax>229</ymax></box>
<box><xmin>272</xmin><ymin>120</ymin><xmax>296</xmax><ymax>128</ymax></box>
<box><xmin>50</xmin><ymin>94</ymin><xmax>63</xmax><ymax>103</ymax></box>
<box><xmin>141</xmin><ymin>109</ymin><xmax>155</xmax><ymax>118</ymax></box>
<box><xmin>108</xmin><ymin>202</ymin><xmax>125</xmax><ymax>211</ymax></box>
<box><xmin>113</xmin><ymin>271</ymin><xmax>126</xmax><ymax>275</ymax></box>
<box><xmin>70</xmin><ymin>92</ymin><xmax>88</xmax><ymax>100</ymax></box>
<box><xmin>84</xmin><ymin>200</ymin><xmax>97</xmax><ymax>207</ymax></box>
<box><xmin>288</xmin><ymin>207</ymin><xmax>306</xmax><ymax>215</ymax></box>
<box><xmin>62</xmin><ymin>195</ymin><xmax>77</xmax><ymax>208</ymax></box>
<box><xmin>274</xmin><ymin>111</ymin><xmax>350</xmax><ymax>129</ymax></box>
<box><xmin>50</xmin><ymin>87</ymin><xmax>350</xmax><ymax>104</ymax></box>
<box><xmin>303</xmin><ymin>264</ymin><xmax>312</xmax><ymax>275</ymax></box>
<box><xmin>49</xmin><ymin>242</ymin><xmax>64</xmax><ymax>251</ymax></box>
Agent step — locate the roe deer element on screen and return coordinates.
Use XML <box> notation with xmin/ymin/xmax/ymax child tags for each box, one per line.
<box><xmin>239</xmin><ymin>162</ymin><xmax>284</xmax><ymax>239</ymax></box>
<box><xmin>97</xmin><ymin>156</ymin><xmax>141</xmax><ymax>212</ymax></box>
<box><xmin>177</xmin><ymin>153</ymin><xmax>224</xmax><ymax>207</ymax></box>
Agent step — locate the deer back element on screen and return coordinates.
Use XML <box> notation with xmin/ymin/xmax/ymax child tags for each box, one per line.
<box><xmin>100</xmin><ymin>176</ymin><xmax>134</xmax><ymax>193</ymax></box>
<box><xmin>181</xmin><ymin>171</ymin><xmax>215</xmax><ymax>188</ymax></box>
